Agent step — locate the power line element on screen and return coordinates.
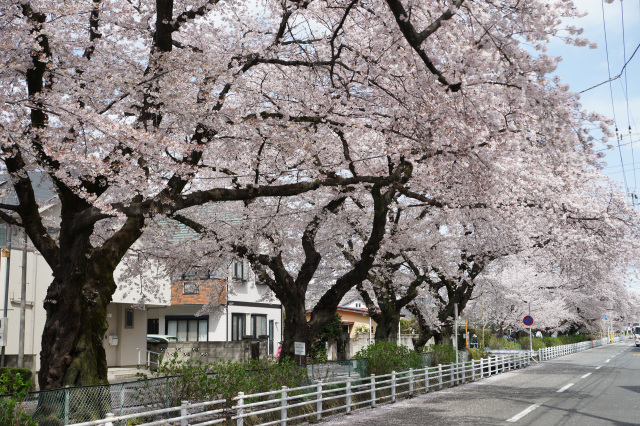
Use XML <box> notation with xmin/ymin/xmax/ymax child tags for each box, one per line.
<box><xmin>620</xmin><ymin>0</ymin><xmax>637</xmax><ymax>204</ymax></box>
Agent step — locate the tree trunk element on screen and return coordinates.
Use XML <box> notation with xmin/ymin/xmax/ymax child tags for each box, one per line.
<box><xmin>279</xmin><ymin>300</ymin><xmax>311</xmax><ymax>362</ymax></box>
<box><xmin>38</xmin><ymin>273</ymin><xmax>114</xmax><ymax>389</ymax></box>
<box><xmin>373</xmin><ymin>307</ymin><xmax>400</xmax><ymax>342</ymax></box>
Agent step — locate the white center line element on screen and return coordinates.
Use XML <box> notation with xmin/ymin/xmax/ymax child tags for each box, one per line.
<box><xmin>557</xmin><ymin>383</ymin><xmax>574</xmax><ymax>393</ymax></box>
<box><xmin>581</xmin><ymin>373</ymin><xmax>592</xmax><ymax>379</ymax></box>
<box><xmin>605</xmin><ymin>359</ymin><xmax>610</xmax><ymax>363</ymax></box>
<box><xmin>507</xmin><ymin>403</ymin><xmax>541</xmax><ymax>423</ymax></box>
<box><xmin>596</xmin><ymin>366</ymin><xmax>603</xmax><ymax>370</ymax></box>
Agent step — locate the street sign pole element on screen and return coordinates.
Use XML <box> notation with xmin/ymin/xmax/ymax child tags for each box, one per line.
<box><xmin>529</xmin><ymin>302</ymin><xmax>533</xmax><ymax>355</ymax></box>
<box><xmin>454</xmin><ymin>303</ymin><xmax>459</xmax><ymax>365</ymax></box>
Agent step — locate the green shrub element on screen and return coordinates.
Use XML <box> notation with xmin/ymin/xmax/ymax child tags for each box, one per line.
<box><xmin>0</xmin><ymin>370</ymin><xmax>37</xmax><ymax>425</ymax></box>
<box><xmin>558</xmin><ymin>334</ymin><xmax>588</xmax><ymax>344</ymax></box>
<box><xmin>467</xmin><ymin>347</ymin><xmax>486</xmax><ymax>360</ymax></box>
<box><xmin>428</xmin><ymin>344</ymin><xmax>456</xmax><ymax>365</ymax></box>
<box><xmin>0</xmin><ymin>368</ymin><xmax>32</xmax><ymax>394</ymax></box>
<box><xmin>137</xmin><ymin>356</ymin><xmax>306</xmax><ymax>408</ymax></box>
<box><xmin>517</xmin><ymin>336</ymin><xmax>546</xmax><ymax>351</ymax></box>
<box><xmin>488</xmin><ymin>336</ymin><xmax>521</xmax><ymax>350</ymax></box>
<box><xmin>354</xmin><ymin>341</ymin><xmax>422</xmax><ymax>375</ymax></box>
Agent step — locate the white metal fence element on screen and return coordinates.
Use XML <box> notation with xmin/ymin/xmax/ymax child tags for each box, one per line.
<box><xmin>73</xmin><ymin>352</ymin><xmax>531</xmax><ymax>426</ymax></box>
<box><xmin>537</xmin><ymin>337</ymin><xmax>609</xmax><ymax>361</ymax></box>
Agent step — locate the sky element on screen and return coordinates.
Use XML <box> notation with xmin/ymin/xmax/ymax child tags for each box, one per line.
<box><xmin>547</xmin><ymin>0</ymin><xmax>640</xmax><ymax>197</ymax></box>
<box><xmin>542</xmin><ymin>1</ymin><xmax>640</xmax><ymax>294</ymax></box>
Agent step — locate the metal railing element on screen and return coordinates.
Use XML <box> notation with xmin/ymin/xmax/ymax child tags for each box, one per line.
<box><xmin>73</xmin><ymin>352</ymin><xmax>531</xmax><ymax>426</ymax></box>
<box><xmin>136</xmin><ymin>348</ymin><xmax>162</xmax><ymax>368</ymax></box>
<box><xmin>537</xmin><ymin>337</ymin><xmax>608</xmax><ymax>361</ymax></box>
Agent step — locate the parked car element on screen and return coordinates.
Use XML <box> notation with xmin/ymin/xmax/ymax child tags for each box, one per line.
<box><xmin>147</xmin><ymin>334</ymin><xmax>179</xmax><ymax>343</ymax></box>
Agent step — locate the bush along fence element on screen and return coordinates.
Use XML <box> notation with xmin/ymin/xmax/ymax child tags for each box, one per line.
<box><xmin>70</xmin><ymin>352</ymin><xmax>530</xmax><ymax>426</ymax></box>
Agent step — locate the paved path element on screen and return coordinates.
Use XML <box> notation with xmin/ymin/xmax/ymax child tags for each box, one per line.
<box><xmin>316</xmin><ymin>342</ymin><xmax>640</xmax><ymax>425</ymax></box>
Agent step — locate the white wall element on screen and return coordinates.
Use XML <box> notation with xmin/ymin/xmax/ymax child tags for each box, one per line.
<box><xmin>0</xmin><ymin>248</ymin><xmax>51</xmax><ymax>374</ymax></box>
<box><xmin>113</xmin><ymin>253</ymin><xmax>171</xmax><ymax>306</ymax></box>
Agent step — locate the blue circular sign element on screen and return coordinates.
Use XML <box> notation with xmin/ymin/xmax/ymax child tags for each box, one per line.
<box><xmin>523</xmin><ymin>316</ymin><xmax>534</xmax><ymax>326</ymax></box>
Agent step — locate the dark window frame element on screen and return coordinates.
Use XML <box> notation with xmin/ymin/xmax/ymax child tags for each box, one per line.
<box><xmin>124</xmin><ymin>309</ymin><xmax>134</xmax><ymax>329</ymax></box>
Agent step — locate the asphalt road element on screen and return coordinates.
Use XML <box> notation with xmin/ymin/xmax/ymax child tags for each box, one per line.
<box><xmin>318</xmin><ymin>341</ymin><xmax>640</xmax><ymax>425</ymax></box>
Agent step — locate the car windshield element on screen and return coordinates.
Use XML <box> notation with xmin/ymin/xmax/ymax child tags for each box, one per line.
<box><xmin>634</xmin><ymin>326</ymin><xmax>640</xmax><ymax>335</ymax></box>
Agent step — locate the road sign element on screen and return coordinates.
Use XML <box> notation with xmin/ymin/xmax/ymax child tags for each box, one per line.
<box><xmin>294</xmin><ymin>341</ymin><xmax>305</xmax><ymax>356</ymax></box>
<box><xmin>523</xmin><ymin>316</ymin><xmax>534</xmax><ymax>326</ymax></box>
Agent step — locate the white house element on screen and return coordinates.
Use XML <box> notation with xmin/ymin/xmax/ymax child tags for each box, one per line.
<box><xmin>148</xmin><ymin>260</ymin><xmax>282</xmax><ymax>356</ymax></box>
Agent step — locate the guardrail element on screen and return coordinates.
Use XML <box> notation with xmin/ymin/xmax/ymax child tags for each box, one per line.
<box><xmin>74</xmin><ymin>352</ymin><xmax>530</xmax><ymax>426</ymax></box>
<box><xmin>537</xmin><ymin>337</ymin><xmax>608</xmax><ymax>361</ymax></box>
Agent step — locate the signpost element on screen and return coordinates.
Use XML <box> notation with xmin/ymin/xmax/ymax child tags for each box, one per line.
<box><xmin>523</xmin><ymin>314</ymin><xmax>534</xmax><ymax>360</ymax></box>
<box><xmin>294</xmin><ymin>341</ymin><xmax>305</xmax><ymax>366</ymax></box>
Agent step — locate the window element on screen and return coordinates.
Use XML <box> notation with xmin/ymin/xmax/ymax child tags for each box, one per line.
<box><xmin>166</xmin><ymin>316</ymin><xmax>208</xmax><ymax>341</ymax></box>
<box><xmin>147</xmin><ymin>318</ymin><xmax>159</xmax><ymax>334</ymax></box>
<box><xmin>231</xmin><ymin>313</ymin><xmax>246</xmax><ymax>341</ymax></box>
<box><xmin>251</xmin><ymin>314</ymin><xmax>267</xmax><ymax>338</ymax></box>
<box><xmin>125</xmin><ymin>309</ymin><xmax>134</xmax><ymax>328</ymax></box>
<box><xmin>183</xmin><ymin>281</ymin><xmax>199</xmax><ymax>295</ymax></box>
<box><xmin>233</xmin><ymin>260</ymin><xmax>248</xmax><ymax>281</ymax></box>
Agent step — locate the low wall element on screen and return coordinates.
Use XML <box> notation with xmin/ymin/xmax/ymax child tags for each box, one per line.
<box><xmin>148</xmin><ymin>339</ymin><xmax>269</xmax><ymax>365</ymax></box>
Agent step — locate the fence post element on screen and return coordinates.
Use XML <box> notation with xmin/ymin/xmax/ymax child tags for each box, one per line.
<box><xmin>480</xmin><ymin>358</ymin><xmax>484</xmax><ymax>378</ymax></box>
<box><xmin>370</xmin><ymin>375</ymin><xmax>376</xmax><ymax>408</ymax></box>
<box><xmin>316</xmin><ymin>380</ymin><xmax>323</xmax><ymax>421</ymax></box>
<box><xmin>137</xmin><ymin>348</ymin><xmax>141</xmax><ymax>366</ymax></box>
<box><xmin>409</xmin><ymin>368</ymin><xmax>414</xmax><ymax>396</ymax></box>
<box><xmin>119</xmin><ymin>385</ymin><xmax>125</xmax><ymax>416</ymax></box>
<box><xmin>346</xmin><ymin>380</ymin><xmax>352</xmax><ymax>414</ymax></box>
<box><xmin>64</xmin><ymin>385</ymin><xmax>69</xmax><ymax>426</ymax></box>
<box><xmin>450</xmin><ymin>362</ymin><xmax>455</xmax><ymax>385</ymax></box>
<box><xmin>487</xmin><ymin>357</ymin><xmax>492</xmax><ymax>377</ymax></box>
<box><xmin>391</xmin><ymin>371</ymin><xmax>396</xmax><ymax>403</ymax></box>
<box><xmin>462</xmin><ymin>361</ymin><xmax>466</xmax><ymax>383</ymax></box>
<box><xmin>425</xmin><ymin>367</ymin><xmax>430</xmax><ymax>392</ymax></box>
<box><xmin>471</xmin><ymin>359</ymin><xmax>475</xmax><ymax>381</ymax></box>
<box><xmin>237</xmin><ymin>393</ymin><xmax>244</xmax><ymax>426</ymax></box>
<box><xmin>104</xmin><ymin>413</ymin><xmax>115</xmax><ymax>426</ymax></box>
<box><xmin>181</xmin><ymin>400</ymin><xmax>189</xmax><ymax>426</ymax></box>
<box><xmin>438</xmin><ymin>364</ymin><xmax>443</xmax><ymax>389</ymax></box>
<box><xmin>281</xmin><ymin>386</ymin><xmax>288</xmax><ymax>426</ymax></box>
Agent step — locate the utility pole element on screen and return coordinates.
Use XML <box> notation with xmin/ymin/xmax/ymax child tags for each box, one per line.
<box><xmin>1</xmin><ymin>226</ymin><xmax>12</xmax><ymax>367</ymax></box>
<box><xmin>18</xmin><ymin>229</ymin><xmax>27</xmax><ymax>368</ymax></box>
<box><xmin>454</xmin><ymin>303</ymin><xmax>459</xmax><ymax>365</ymax></box>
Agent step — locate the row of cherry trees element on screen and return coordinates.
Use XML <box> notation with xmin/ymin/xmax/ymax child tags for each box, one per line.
<box><xmin>0</xmin><ymin>0</ymin><xmax>633</xmax><ymax>391</ymax></box>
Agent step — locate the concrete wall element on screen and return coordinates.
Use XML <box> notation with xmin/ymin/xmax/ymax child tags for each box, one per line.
<box><xmin>149</xmin><ymin>339</ymin><xmax>269</xmax><ymax>364</ymax></box>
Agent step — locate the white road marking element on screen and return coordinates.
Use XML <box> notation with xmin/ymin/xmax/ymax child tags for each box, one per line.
<box><xmin>507</xmin><ymin>403</ymin><xmax>541</xmax><ymax>423</ymax></box>
<box><xmin>581</xmin><ymin>373</ymin><xmax>592</xmax><ymax>379</ymax></box>
<box><xmin>605</xmin><ymin>359</ymin><xmax>610</xmax><ymax>363</ymax></box>
<box><xmin>595</xmin><ymin>366</ymin><xmax>603</xmax><ymax>370</ymax></box>
<box><xmin>557</xmin><ymin>383</ymin><xmax>574</xmax><ymax>393</ymax></box>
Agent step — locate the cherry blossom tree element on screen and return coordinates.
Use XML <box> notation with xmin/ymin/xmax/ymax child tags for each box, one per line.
<box><xmin>0</xmin><ymin>0</ymin><xmax>620</xmax><ymax>390</ymax></box>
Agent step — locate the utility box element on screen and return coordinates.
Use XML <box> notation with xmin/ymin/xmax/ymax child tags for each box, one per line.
<box><xmin>108</xmin><ymin>335</ymin><xmax>119</xmax><ymax>346</ymax></box>
<box><xmin>0</xmin><ymin>317</ymin><xmax>6</xmax><ymax>347</ymax></box>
